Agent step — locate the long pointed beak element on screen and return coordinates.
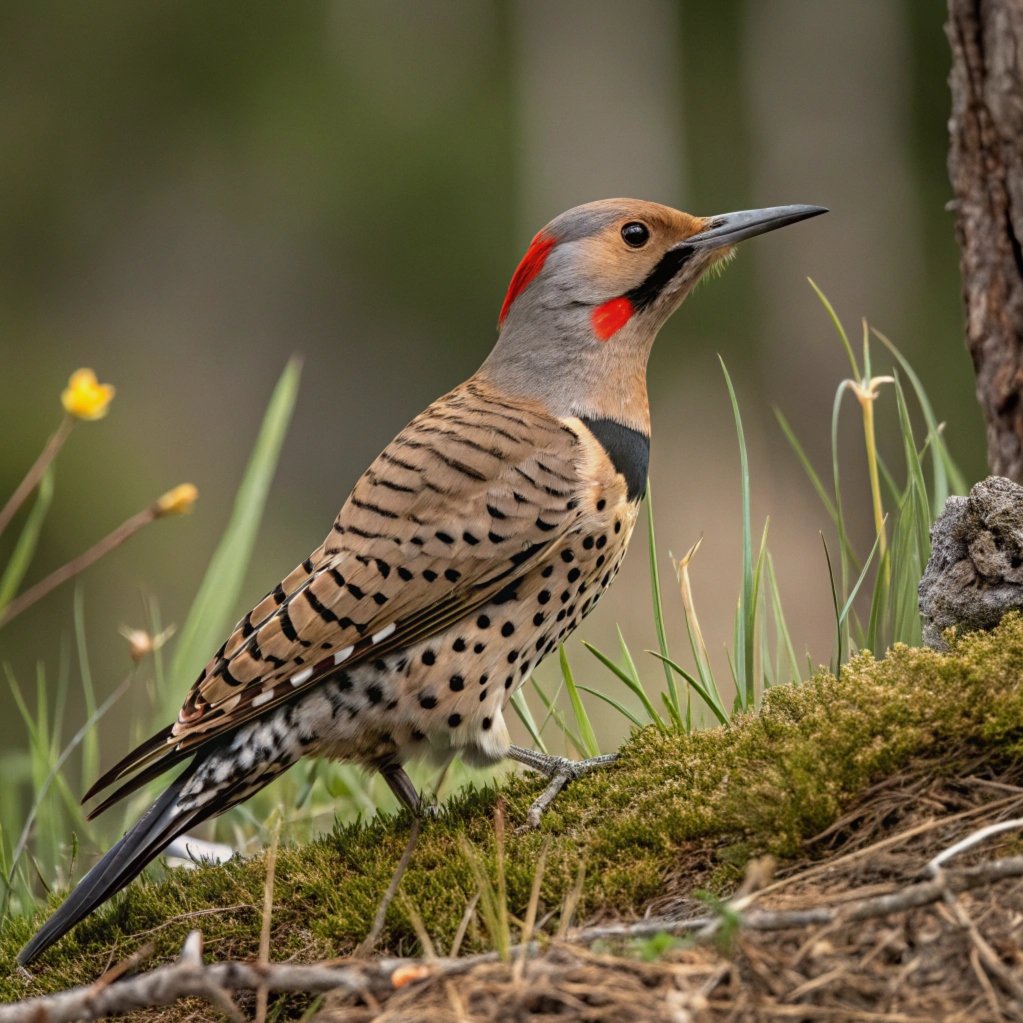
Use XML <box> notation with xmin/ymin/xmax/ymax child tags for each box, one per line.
<box><xmin>683</xmin><ymin>204</ymin><xmax>827</xmax><ymax>250</ymax></box>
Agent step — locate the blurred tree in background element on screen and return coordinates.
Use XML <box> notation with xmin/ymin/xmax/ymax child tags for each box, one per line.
<box><xmin>0</xmin><ymin>2</ymin><xmax>984</xmax><ymax>765</ymax></box>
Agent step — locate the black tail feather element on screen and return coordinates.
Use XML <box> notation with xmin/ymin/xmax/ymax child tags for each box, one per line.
<box><xmin>18</xmin><ymin>773</ymin><xmax>199</xmax><ymax>966</ymax></box>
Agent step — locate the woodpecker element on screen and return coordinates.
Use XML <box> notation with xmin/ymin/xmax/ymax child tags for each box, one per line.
<box><xmin>19</xmin><ymin>198</ymin><xmax>825</xmax><ymax>965</ymax></box>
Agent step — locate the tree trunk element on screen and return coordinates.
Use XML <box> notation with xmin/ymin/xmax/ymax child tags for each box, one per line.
<box><xmin>947</xmin><ymin>0</ymin><xmax>1023</xmax><ymax>483</ymax></box>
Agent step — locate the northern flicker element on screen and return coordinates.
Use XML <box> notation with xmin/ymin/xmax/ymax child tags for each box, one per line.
<box><xmin>19</xmin><ymin>198</ymin><xmax>825</xmax><ymax>964</ymax></box>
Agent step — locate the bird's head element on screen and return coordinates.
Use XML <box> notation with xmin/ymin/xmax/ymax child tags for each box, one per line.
<box><xmin>480</xmin><ymin>198</ymin><xmax>825</xmax><ymax>427</ymax></box>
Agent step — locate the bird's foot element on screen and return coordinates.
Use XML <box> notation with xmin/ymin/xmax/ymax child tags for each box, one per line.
<box><xmin>506</xmin><ymin>746</ymin><xmax>618</xmax><ymax>828</ymax></box>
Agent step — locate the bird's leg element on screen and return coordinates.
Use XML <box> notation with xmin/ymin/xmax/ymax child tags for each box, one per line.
<box><xmin>379</xmin><ymin>763</ymin><xmax>423</xmax><ymax>816</ymax></box>
<box><xmin>506</xmin><ymin>745</ymin><xmax>618</xmax><ymax>828</ymax></box>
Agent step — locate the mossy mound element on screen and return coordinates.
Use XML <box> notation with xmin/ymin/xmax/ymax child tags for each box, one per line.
<box><xmin>3</xmin><ymin>615</ymin><xmax>1023</xmax><ymax>1008</ymax></box>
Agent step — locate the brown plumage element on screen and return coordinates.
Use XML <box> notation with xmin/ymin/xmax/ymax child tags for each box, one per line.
<box><xmin>20</xmin><ymin>197</ymin><xmax>825</xmax><ymax>964</ymax></box>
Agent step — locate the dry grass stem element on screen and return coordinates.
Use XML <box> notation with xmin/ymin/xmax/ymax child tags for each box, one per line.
<box><xmin>355</xmin><ymin>817</ymin><xmax>421</xmax><ymax>957</ymax></box>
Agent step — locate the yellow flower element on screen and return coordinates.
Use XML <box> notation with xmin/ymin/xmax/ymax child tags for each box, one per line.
<box><xmin>155</xmin><ymin>483</ymin><xmax>199</xmax><ymax>518</ymax></box>
<box><xmin>61</xmin><ymin>368</ymin><xmax>115</xmax><ymax>420</ymax></box>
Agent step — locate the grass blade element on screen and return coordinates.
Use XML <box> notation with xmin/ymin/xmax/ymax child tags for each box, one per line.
<box><xmin>808</xmin><ymin>277</ymin><xmax>859</xmax><ymax>377</ymax></box>
<box><xmin>169</xmin><ymin>358</ymin><xmax>302</xmax><ymax>709</ymax></box>
<box><xmin>648</xmin><ymin>653</ymin><xmax>728</xmax><ymax>725</ymax></box>
<box><xmin>582</xmin><ymin>640</ymin><xmax>665</xmax><ymax>729</ymax></box>
<box><xmin>576</xmin><ymin>685</ymin><xmax>646</xmax><ymax>728</ymax></box>
<box><xmin>0</xmin><ymin>468</ymin><xmax>54</xmax><ymax>614</ymax></box>
<box><xmin>820</xmin><ymin>534</ymin><xmax>842</xmax><ymax>676</ymax></box>
<box><xmin>644</xmin><ymin>486</ymin><xmax>679</xmax><ymax>718</ymax></box>
<box><xmin>559</xmin><ymin>648</ymin><xmax>600</xmax><ymax>757</ymax></box>
<box><xmin>509</xmin><ymin>689</ymin><xmax>548</xmax><ymax>754</ymax></box>
<box><xmin>719</xmin><ymin>358</ymin><xmax>755</xmax><ymax>709</ymax></box>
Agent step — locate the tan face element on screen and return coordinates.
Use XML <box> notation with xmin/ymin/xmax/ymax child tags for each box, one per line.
<box><xmin>569</xmin><ymin>202</ymin><xmax>709</xmax><ymax>301</ymax></box>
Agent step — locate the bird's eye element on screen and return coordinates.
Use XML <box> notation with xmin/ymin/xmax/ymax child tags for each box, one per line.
<box><xmin>621</xmin><ymin>222</ymin><xmax>650</xmax><ymax>248</ymax></box>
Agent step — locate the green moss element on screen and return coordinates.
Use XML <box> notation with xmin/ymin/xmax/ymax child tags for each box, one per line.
<box><xmin>4</xmin><ymin>615</ymin><xmax>1023</xmax><ymax>1005</ymax></box>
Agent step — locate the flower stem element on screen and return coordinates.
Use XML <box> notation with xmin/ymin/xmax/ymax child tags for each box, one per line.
<box><xmin>861</xmin><ymin>394</ymin><xmax>888</xmax><ymax>588</ymax></box>
<box><xmin>0</xmin><ymin>417</ymin><xmax>74</xmax><ymax>537</ymax></box>
<box><xmin>0</xmin><ymin>503</ymin><xmax>158</xmax><ymax>628</ymax></box>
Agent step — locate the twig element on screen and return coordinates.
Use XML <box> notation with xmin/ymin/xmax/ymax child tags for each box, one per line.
<box><xmin>254</xmin><ymin>825</ymin><xmax>280</xmax><ymax>1023</ymax></box>
<box><xmin>2</xmin><ymin>930</ymin><xmax>389</xmax><ymax>1023</ymax></box>
<box><xmin>928</xmin><ymin>817</ymin><xmax>1023</xmax><ymax>873</ymax></box>
<box><xmin>574</xmin><ymin>854</ymin><xmax>1023</xmax><ymax>942</ymax></box>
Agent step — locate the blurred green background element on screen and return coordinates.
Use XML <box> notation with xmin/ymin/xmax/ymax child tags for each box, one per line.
<box><xmin>0</xmin><ymin>2</ymin><xmax>983</xmax><ymax>793</ymax></box>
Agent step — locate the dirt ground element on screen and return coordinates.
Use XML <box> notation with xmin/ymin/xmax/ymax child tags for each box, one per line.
<box><xmin>319</xmin><ymin>759</ymin><xmax>1023</xmax><ymax>1023</ymax></box>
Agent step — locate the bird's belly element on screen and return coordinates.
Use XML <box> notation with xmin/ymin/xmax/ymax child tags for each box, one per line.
<box><xmin>300</xmin><ymin>499</ymin><xmax>639</xmax><ymax>770</ymax></box>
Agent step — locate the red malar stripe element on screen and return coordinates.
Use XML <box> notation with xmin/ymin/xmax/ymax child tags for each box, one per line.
<box><xmin>499</xmin><ymin>232</ymin><xmax>557</xmax><ymax>324</ymax></box>
<box><xmin>591</xmin><ymin>296</ymin><xmax>634</xmax><ymax>341</ymax></box>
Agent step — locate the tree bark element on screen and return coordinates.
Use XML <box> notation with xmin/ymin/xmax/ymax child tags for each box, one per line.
<box><xmin>947</xmin><ymin>0</ymin><xmax>1023</xmax><ymax>483</ymax></box>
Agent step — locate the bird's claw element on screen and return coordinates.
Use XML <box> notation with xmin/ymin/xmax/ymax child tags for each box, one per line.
<box><xmin>506</xmin><ymin>747</ymin><xmax>618</xmax><ymax>829</ymax></box>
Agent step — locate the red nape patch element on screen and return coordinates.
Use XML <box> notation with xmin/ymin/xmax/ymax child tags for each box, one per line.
<box><xmin>499</xmin><ymin>232</ymin><xmax>557</xmax><ymax>324</ymax></box>
<box><xmin>591</xmin><ymin>297</ymin><xmax>634</xmax><ymax>341</ymax></box>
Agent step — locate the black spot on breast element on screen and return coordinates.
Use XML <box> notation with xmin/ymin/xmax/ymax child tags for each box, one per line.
<box><xmin>419</xmin><ymin>693</ymin><xmax>438</xmax><ymax>709</ymax></box>
<box><xmin>501</xmin><ymin>622</ymin><xmax>515</xmax><ymax>637</ymax></box>
<box><xmin>422</xmin><ymin>650</ymin><xmax>436</xmax><ymax>665</ymax></box>
<box><xmin>449</xmin><ymin>674</ymin><xmax>465</xmax><ymax>691</ymax></box>
<box><xmin>448</xmin><ymin>713</ymin><xmax>462</xmax><ymax>727</ymax></box>
<box><xmin>398</xmin><ymin>566</ymin><xmax>414</xmax><ymax>581</ymax></box>
<box><xmin>453</xmin><ymin>637</ymin><xmax>467</xmax><ymax>652</ymax></box>
<box><xmin>482</xmin><ymin>717</ymin><xmax>493</xmax><ymax>731</ymax></box>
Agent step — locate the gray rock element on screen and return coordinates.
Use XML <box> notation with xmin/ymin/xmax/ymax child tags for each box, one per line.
<box><xmin>919</xmin><ymin>476</ymin><xmax>1023</xmax><ymax>649</ymax></box>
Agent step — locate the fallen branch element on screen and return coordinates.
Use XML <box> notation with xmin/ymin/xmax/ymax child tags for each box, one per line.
<box><xmin>579</xmin><ymin>853</ymin><xmax>1023</xmax><ymax>942</ymax></box>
